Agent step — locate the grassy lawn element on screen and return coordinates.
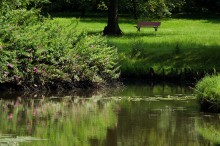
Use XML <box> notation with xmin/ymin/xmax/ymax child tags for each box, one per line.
<box><xmin>53</xmin><ymin>14</ymin><xmax>220</xmax><ymax>79</ymax></box>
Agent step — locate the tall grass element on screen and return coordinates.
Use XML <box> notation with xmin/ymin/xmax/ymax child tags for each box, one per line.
<box><xmin>195</xmin><ymin>75</ymin><xmax>220</xmax><ymax>112</ymax></box>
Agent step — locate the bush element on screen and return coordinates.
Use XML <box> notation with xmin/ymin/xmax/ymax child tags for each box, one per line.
<box><xmin>195</xmin><ymin>75</ymin><xmax>220</xmax><ymax>112</ymax></box>
<box><xmin>0</xmin><ymin>2</ymin><xmax>120</xmax><ymax>89</ymax></box>
<box><xmin>65</xmin><ymin>34</ymin><xmax>120</xmax><ymax>84</ymax></box>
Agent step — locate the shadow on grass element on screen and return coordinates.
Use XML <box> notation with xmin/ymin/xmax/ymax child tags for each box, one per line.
<box><xmin>124</xmin><ymin>32</ymin><xmax>162</xmax><ymax>38</ymax></box>
<box><xmin>115</xmin><ymin>40</ymin><xmax>220</xmax><ymax>70</ymax></box>
<box><xmin>86</xmin><ymin>29</ymin><xmax>164</xmax><ymax>38</ymax></box>
<box><xmin>173</xmin><ymin>13</ymin><xmax>220</xmax><ymax>24</ymax></box>
<box><xmin>202</xmin><ymin>19</ymin><xmax>220</xmax><ymax>24</ymax></box>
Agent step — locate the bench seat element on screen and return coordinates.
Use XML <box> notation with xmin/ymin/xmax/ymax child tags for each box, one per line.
<box><xmin>135</xmin><ymin>22</ymin><xmax>161</xmax><ymax>31</ymax></box>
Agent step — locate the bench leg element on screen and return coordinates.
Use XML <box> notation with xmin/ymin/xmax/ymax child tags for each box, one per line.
<box><xmin>154</xmin><ymin>27</ymin><xmax>158</xmax><ymax>31</ymax></box>
<box><xmin>134</xmin><ymin>26</ymin><xmax>140</xmax><ymax>32</ymax></box>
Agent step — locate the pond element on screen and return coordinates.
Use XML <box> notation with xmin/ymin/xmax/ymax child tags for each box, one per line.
<box><xmin>0</xmin><ymin>81</ymin><xmax>220</xmax><ymax>146</ymax></box>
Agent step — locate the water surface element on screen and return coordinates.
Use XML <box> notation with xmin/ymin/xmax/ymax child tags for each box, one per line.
<box><xmin>0</xmin><ymin>82</ymin><xmax>220</xmax><ymax>146</ymax></box>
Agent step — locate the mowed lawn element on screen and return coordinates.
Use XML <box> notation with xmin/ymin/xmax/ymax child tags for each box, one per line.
<box><xmin>53</xmin><ymin>15</ymin><xmax>220</xmax><ymax>77</ymax></box>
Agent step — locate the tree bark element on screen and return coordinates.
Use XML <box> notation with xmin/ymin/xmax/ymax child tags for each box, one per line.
<box><xmin>103</xmin><ymin>0</ymin><xmax>122</xmax><ymax>36</ymax></box>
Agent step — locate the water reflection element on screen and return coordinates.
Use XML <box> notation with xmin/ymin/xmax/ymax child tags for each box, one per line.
<box><xmin>117</xmin><ymin>100</ymin><xmax>206</xmax><ymax>146</ymax></box>
<box><xmin>116</xmin><ymin>80</ymin><xmax>193</xmax><ymax>97</ymax></box>
<box><xmin>196</xmin><ymin>114</ymin><xmax>220</xmax><ymax>145</ymax></box>
<box><xmin>0</xmin><ymin>98</ymin><xmax>118</xmax><ymax>146</ymax></box>
<box><xmin>0</xmin><ymin>82</ymin><xmax>219</xmax><ymax>146</ymax></box>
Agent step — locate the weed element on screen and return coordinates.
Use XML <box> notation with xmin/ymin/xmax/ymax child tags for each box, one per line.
<box><xmin>130</xmin><ymin>39</ymin><xmax>146</xmax><ymax>58</ymax></box>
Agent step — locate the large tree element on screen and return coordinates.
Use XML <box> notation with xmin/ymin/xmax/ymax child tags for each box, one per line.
<box><xmin>103</xmin><ymin>0</ymin><xmax>122</xmax><ymax>36</ymax></box>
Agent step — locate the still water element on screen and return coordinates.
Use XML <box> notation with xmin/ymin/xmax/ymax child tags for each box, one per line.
<box><xmin>0</xmin><ymin>81</ymin><xmax>220</xmax><ymax>146</ymax></box>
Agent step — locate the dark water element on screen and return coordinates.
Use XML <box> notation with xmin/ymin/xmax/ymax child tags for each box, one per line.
<box><xmin>0</xmin><ymin>82</ymin><xmax>220</xmax><ymax>146</ymax></box>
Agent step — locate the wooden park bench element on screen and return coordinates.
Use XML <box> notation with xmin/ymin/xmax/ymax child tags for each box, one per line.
<box><xmin>135</xmin><ymin>22</ymin><xmax>161</xmax><ymax>31</ymax></box>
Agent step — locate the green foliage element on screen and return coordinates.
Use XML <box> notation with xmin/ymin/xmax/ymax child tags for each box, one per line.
<box><xmin>65</xmin><ymin>34</ymin><xmax>120</xmax><ymax>84</ymax></box>
<box><xmin>196</xmin><ymin>75</ymin><xmax>220</xmax><ymax>104</ymax></box>
<box><xmin>124</xmin><ymin>0</ymin><xmax>185</xmax><ymax>19</ymax></box>
<box><xmin>0</xmin><ymin>0</ymin><xmax>49</xmax><ymax>15</ymax></box>
<box><xmin>142</xmin><ymin>0</ymin><xmax>171</xmax><ymax>19</ymax></box>
<box><xmin>0</xmin><ymin>2</ymin><xmax>120</xmax><ymax>88</ymax></box>
<box><xmin>166</xmin><ymin>0</ymin><xmax>186</xmax><ymax>13</ymax></box>
<box><xmin>1</xmin><ymin>10</ymin><xmax>68</xmax><ymax>86</ymax></box>
<box><xmin>98</xmin><ymin>1</ymin><xmax>108</xmax><ymax>11</ymax></box>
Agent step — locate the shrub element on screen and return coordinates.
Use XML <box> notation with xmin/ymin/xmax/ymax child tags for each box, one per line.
<box><xmin>65</xmin><ymin>34</ymin><xmax>120</xmax><ymax>85</ymax></box>
<box><xmin>195</xmin><ymin>75</ymin><xmax>220</xmax><ymax>112</ymax></box>
<box><xmin>0</xmin><ymin>2</ymin><xmax>120</xmax><ymax>89</ymax></box>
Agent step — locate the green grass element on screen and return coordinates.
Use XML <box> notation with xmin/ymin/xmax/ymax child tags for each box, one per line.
<box><xmin>52</xmin><ymin>14</ymin><xmax>220</xmax><ymax>78</ymax></box>
<box><xmin>195</xmin><ymin>75</ymin><xmax>220</xmax><ymax>112</ymax></box>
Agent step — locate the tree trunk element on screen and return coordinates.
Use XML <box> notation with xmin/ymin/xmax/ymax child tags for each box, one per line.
<box><xmin>103</xmin><ymin>0</ymin><xmax>122</xmax><ymax>36</ymax></box>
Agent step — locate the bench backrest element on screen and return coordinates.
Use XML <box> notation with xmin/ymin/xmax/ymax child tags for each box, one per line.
<box><xmin>138</xmin><ymin>22</ymin><xmax>161</xmax><ymax>27</ymax></box>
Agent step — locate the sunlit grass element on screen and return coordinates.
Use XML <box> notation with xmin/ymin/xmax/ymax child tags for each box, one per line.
<box><xmin>53</xmin><ymin>15</ymin><xmax>220</xmax><ymax>77</ymax></box>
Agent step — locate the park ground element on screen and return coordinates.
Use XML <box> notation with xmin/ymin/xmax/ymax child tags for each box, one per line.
<box><xmin>53</xmin><ymin>13</ymin><xmax>220</xmax><ymax>81</ymax></box>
